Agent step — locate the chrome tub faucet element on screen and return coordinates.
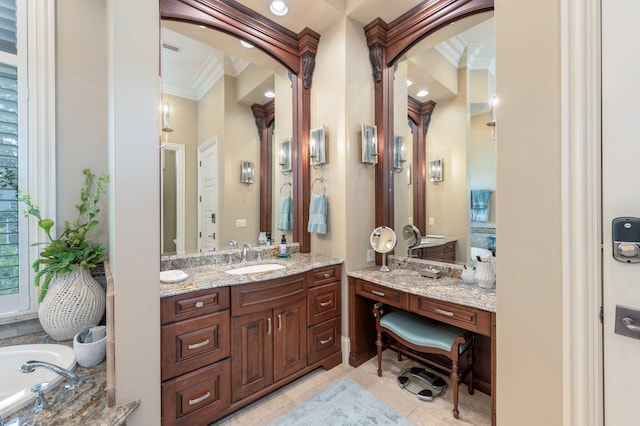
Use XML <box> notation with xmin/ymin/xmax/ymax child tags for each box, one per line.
<box><xmin>20</xmin><ymin>360</ymin><xmax>83</xmax><ymax>391</ymax></box>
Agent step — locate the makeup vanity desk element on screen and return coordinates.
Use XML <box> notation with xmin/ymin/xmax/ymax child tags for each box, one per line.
<box><xmin>347</xmin><ymin>265</ymin><xmax>496</xmax><ymax>425</ymax></box>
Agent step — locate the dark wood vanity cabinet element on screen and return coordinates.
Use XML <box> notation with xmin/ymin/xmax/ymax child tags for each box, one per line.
<box><xmin>230</xmin><ymin>275</ymin><xmax>307</xmax><ymax>402</ymax></box>
<box><xmin>161</xmin><ymin>265</ymin><xmax>342</xmax><ymax>425</ymax></box>
<box><xmin>161</xmin><ymin>287</ymin><xmax>232</xmax><ymax>426</ymax></box>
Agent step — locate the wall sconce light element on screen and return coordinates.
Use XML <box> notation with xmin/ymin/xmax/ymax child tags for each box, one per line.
<box><xmin>240</xmin><ymin>161</ymin><xmax>255</xmax><ymax>184</ymax></box>
<box><xmin>486</xmin><ymin>95</ymin><xmax>497</xmax><ymax>140</ymax></box>
<box><xmin>429</xmin><ymin>158</ymin><xmax>443</xmax><ymax>183</ymax></box>
<box><xmin>279</xmin><ymin>139</ymin><xmax>292</xmax><ymax>176</ymax></box>
<box><xmin>393</xmin><ymin>136</ymin><xmax>406</xmax><ymax>173</ymax></box>
<box><xmin>310</xmin><ymin>126</ymin><xmax>326</xmax><ymax>169</ymax></box>
<box><xmin>162</xmin><ymin>102</ymin><xmax>173</xmax><ymax>133</ymax></box>
<box><xmin>361</xmin><ymin>123</ymin><xmax>378</xmax><ymax>166</ymax></box>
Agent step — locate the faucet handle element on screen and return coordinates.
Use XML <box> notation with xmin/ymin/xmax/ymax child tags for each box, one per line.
<box><xmin>228</xmin><ymin>240</ymin><xmax>238</xmax><ymax>249</ymax></box>
<box><xmin>30</xmin><ymin>382</ymin><xmax>54</xmax><ymax>413</ymax></box>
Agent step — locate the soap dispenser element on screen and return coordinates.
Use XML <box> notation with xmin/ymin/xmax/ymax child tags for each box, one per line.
<box><xmin>280</xmin><ymin>235</ymin><xmax>287</xmax><ymax>255</ymax></box>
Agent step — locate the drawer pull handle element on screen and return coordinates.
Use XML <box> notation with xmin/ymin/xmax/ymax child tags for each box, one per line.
<box><xmin>195</xmin><ymin>301</ymin><xmax>204</xmax><ymax>308</ymax></box>
<box><xmin>267</xmin><ymin>317</ymin><xmax>272</xmax><ymax>335</ymax></box>
<box><xmin>188</xmin><ymin>392</ymin><xmax>211</xmax><ymax>405</ymax></box>
<box><xmin>323</xmin><ymin>273</ymin><xmax>331</xmax><ymax>278</ymax></box>
<box><xmin>278</xmin><ymin>314</ymin><xmax>282</xmax><ymax>332</ymax></box>
<box><xmin>320</xmin><ymin>336</ymin><xmax>333</xmax><ymax>345</ymax></box>
<box><xmin>188</xmin><ymin>339</ymin><xmax>210</xmax><ymax>350</ymax></box>
<box><xmin>371</xmin><ymin>290</ymin><xmax>385</xmax><ymax>297</ymax></box>
<box><xmin>435</xmin><ymin>308</ymin><xmax>454</xmax><ymax>317</ymax></box>
<box><xmin>320</xmin><ymin>300</ymin><xmax>333</xmax><ymax>307</ymax></box>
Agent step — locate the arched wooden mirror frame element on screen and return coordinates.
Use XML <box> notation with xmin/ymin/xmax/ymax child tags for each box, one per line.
<box><xmin>160</xmin><ymin>0</ymin><xmax>320</xmax><ymax>253</ymax></box>
<box><xmin>364</xmin><ymin>0</ymin><xmax>494</xmax><ymax>236</ymax></box>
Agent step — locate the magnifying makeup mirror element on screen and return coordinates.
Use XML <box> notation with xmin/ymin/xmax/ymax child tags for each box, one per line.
<box><xmin>402</xmin><ymin>224</ymin><xmax>422</xmax><ymax>256</ymax></box>
<box><xmin>370</xmin><ymin>226</ymin><xmax>397</xmax><ymax>271</ymax></box>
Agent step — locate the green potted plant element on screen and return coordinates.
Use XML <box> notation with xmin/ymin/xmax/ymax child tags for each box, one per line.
<box><xmin>1</xmin><ymin>168</ymin><xmax>109</xmax><ymax>340</ymax></box>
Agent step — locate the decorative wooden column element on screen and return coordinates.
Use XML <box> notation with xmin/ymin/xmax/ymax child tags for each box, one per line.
<box><xmin>251</xmin><ymin>100</ymin><xmax>275</xmax><ymax>234</ymax></box>
<box><xmin>408</xmin><ymin>97</ymin><xmax>436</xmax><ymax>235</ymax></box>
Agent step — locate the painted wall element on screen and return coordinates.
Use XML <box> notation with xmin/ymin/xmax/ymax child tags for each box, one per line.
<box><xmin>56</xmin><ymin>0</ymin><xmax>109</xmax><ymax>247</ymax></box>
<box><xmin>107</xmin><ymin>0</ymin><xmax>161</xmax><ymax>424</ymax></box>
<box><xmin>495</xmin><ymin>0</ymin><xmax>564</xmax><ymax>424</ymax></box>
<box><xmin>163</xmin><ymin>94</ymin><xmax>198</xmax><ymax>253</ymax></box>
<box><xmin>469</xmin><ymin>111</ymin><xmax>496</xmax><ymax>227</ymax></box>
<box><xmin>425</xmin><ymin>68</ymin><xmax>469</xmax><ymax>261</ymax></box>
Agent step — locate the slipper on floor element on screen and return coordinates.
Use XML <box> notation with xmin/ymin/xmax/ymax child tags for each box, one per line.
<box><xmin>410</xmin><ymin>367</ymin><xmax>447</xmax><ymax>389</ymax></box>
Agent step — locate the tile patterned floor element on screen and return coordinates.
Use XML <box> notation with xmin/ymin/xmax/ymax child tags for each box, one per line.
<box><xmin>216</xmin><ymin>350</ymin><xmax>492</xmax><ymax>425</ymax></box>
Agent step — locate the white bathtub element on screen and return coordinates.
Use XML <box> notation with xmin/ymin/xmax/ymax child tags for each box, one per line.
<box><xmin>471</xmin><ymin>247</ymin><xmax>493</xmax><ymax>261</ymax></box>
<box><xmin>0</xmin><ymin>344</ymin><xmax>76</xmax><ymax>418</ymax></box>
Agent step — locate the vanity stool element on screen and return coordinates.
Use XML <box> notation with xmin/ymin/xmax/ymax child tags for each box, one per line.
<box><xmin>373</xmin><ymin>304</ymin><xmax>475</xmax><ymax>419</ymax></box>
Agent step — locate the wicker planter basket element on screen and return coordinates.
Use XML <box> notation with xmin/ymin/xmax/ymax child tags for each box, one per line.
<box><xmin>38</xmin><ymin>268</ymin><xmax>106</xmax><ymax>341</ymax></box>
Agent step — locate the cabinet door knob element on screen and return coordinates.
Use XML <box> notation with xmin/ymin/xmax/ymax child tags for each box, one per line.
<box><xmin>323</xmin><ymin>273</ymin><xmax>331</xmax><ymax>278</ymax></box>
<box><xmin>195</xmin><ymin>301</ymin><xmax>204</xmax><ymax>308</ymax></box>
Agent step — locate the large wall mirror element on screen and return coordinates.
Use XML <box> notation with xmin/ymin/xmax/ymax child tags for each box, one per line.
<box><xmin>160</xmin><ymin>0</ymin><xmax>320</xmax><ymax>255</ymax></box>
<box><xmin>365</xmin><ymin>0</ymin><xmax>494</xmax><ymax>265</ymax></box>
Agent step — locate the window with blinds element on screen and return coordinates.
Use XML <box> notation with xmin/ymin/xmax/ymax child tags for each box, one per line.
<box><xmin>0</xmin><ymin>0</ymin><xmax>18</xmax><ymax>297</ymax></box>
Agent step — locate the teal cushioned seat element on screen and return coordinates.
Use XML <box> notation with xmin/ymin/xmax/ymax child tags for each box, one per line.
<box><xmin>380</xmin><ymin>310</ymin><xmax>471</xmax><ymax>353</ymax></box>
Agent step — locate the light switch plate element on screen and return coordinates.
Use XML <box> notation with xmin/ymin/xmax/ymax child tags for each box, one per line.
<box><xmin>367</xmin><ymin>249</ymin><xmax>375</xmax><ymax>263</ymax></box>
<box><xmin>236</xmin><ymin>219</ymin><xmax>247</xmax><ymax>228</ymax></box>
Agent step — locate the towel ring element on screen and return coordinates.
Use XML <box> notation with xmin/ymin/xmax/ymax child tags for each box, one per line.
<box><xmin>280</xmin><ymin>182</ymin><xmax>292</xmax><ymax>195</ymax></box>
<box><xmin>312</xmin><ymin>177</ymin><xmax>326</xmax><ymax>194</ymax></box>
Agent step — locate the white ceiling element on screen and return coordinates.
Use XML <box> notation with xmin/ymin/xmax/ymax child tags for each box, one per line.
<box><xmin>160</xmin><ymin>1</ymin><xmax>494</xmax><ymax>106</ymax></box>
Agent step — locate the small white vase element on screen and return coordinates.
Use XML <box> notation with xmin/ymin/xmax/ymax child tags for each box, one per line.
<box><xmin>74</xmin><ymin>325</ymin><xmax>107</xmax><ymax>367</ymax></box>
<box><xmin>475</xmin><ymin>261</ymin><xmax>496</xmax><ymax>289</ymax></box>
<box><xmin>461</xmin><ymin>268</ymin><xmax>476</xmax><ymax>284</ymax></box>
<box><xmin>38</xmin><ymin>268</ymin><xmax>106</xmax><ymax>341</ymax></box>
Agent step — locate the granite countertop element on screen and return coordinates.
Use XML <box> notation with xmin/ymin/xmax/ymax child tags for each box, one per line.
<box><xmin>1</xmin><ymin>332</ymin><xmax>138</xmax><ymax>426</ymax></box>
<box><xmin>160</xmin><ymin>252</ymin><xmax>343</xmax><ymax>298</ymax></box>
<box><xmin>347</xmin><ymin>264</ymin><xmax>496</xmax><ymax>313</ymax></box>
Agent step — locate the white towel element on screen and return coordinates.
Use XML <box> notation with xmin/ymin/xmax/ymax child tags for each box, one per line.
<box><xmin>308</xmin><ymin>193</ymin><xmax>327</xmax><ymax>235</ymax></box>
<box><xmin>276</xmin><ymin>195</ymin><xmax>292</xmax><ymax>230</ymax></box>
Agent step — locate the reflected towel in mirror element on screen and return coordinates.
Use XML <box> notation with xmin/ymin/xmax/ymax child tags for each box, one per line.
<box><xmin>277</xmin><ymin>195</ymin><xmax>292</xmax><ymax>230</ymax></box>
<box><xmin>471</xmin><ymin>189</ymin><xmax>491</xmax><ymax>222</ymax></box>
<box><xmin>308</xmin><ymin>193</ymin><xmax>327</xmax><ymax>235</ymax></box>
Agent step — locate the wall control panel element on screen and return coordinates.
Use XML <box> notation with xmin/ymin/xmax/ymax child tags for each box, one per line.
<box><xmin>612</xmin><ymin>217</ymin><xmax>640</xmax><ymax>263</ymax></box>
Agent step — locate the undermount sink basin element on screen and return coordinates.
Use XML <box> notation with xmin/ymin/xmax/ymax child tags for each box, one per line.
<box><xmin>225</xmin><ymin>263</ymin><xmax>285</xmax><ymax>275</ymax></box>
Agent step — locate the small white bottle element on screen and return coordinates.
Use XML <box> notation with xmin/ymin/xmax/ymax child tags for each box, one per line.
<box><xmin>280</xmin><ymin>234</ymin><xmax>287</xmax><ymax>255</ymax></box>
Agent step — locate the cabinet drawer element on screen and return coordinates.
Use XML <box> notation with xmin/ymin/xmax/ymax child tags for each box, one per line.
<box><xmin>409</xmin><ymin>295</ymin><xmax>491</xmax><ymax>336</ymax></box>
<box><xmin>354</xmin><ymin>279</ymin><xmax>408</xmax><ymax>309</ymax></box>
<box><xmin>444</xmin><ymin>241</ymin><xmax>456</xmax><ymax>252</ymax></box>
<box><xmin>231</xmin><ymin>273</ymin><xmax>306</xmax><ymax>316</ymax></box>
<box><xmin>308</xmin><ymin>317</ymin><xmax>341</xmax><ymax>365</ymax></box>
<box><xmin>310</xmin><ymin>264</ymin><xmax>341</xmax><ymax>287</ymax></box>
<box><xmin>307</xmin><ymin>282</ymin><xmax>341</xmax><ymax>326</ymax></box>
<box><xmin>161</xmin><ymin>287</ymin><xmax>230</xmax><ymax>325</ymax></box>
<box><xmin>161</xmin><ymin>310</ymin><xmax>231</xmax><ymax>381</ymax></box>
<box><xmin>161</xmin><ymin>359</ymin><xmax>231</xmax><ymax>426</ymax></box>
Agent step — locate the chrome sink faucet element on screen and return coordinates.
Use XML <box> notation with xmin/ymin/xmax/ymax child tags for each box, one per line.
<box><xmin>241</xmin><ymin>242</ymin><xmax>252</xmax><ymax>264</ymax></box>
<box><xmin>20</xmin><ymin>360</ymin><xmax>83</xmax><ymax>391</ymax></box>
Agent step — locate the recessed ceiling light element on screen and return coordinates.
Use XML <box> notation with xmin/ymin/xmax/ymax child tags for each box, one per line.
<box><xmin>198</xmin><ymin>25</ymin><xmax>206</xmax><ymax>29</ymax></box>
<box><xmin>240</xmin><ymin>40</ymin><xmax>254</xmax><ymax>49</ymax></box>
<box><xmin>416</xmin><ymin>89</ymin><xmax>429</xmax><ymax>97</ymax></box>
<box><xmin>406</xmin><ymin>80</ymin><xmax>413</xmax><ymax>87</ymax></box>
<box><xmin>264</xmin><ymin>90</ymin><xmax>276</xmax><ymax>98</ymax></box>
<box><xmin>269</xmin><ymin>1</ymin><xmax>288</xmax><ymax>16</ymax></box>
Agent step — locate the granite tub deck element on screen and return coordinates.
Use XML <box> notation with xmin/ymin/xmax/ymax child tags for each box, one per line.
<box><xmin>0</xmin><ymin>332</ymin><xmax>138</xmax><ymax>426</ymax></box>
<box><xmin>347</xmin><ymin>256</ymin><xmax>495</xmax><ymax>312</ymax></box>
<box><xmin>160</xmin><ymin>252</ymin><xmax>344</xmax><ymax>298</ymax></box>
